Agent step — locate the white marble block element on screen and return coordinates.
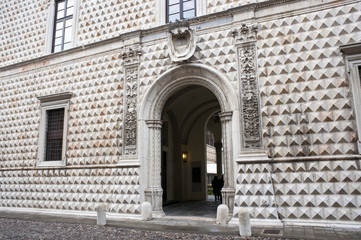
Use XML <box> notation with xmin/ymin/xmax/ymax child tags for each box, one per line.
<box><xmin>238</xmin><ymin>208</ymin><xmax>251</xmax><ymax>237</ymax></box>
<box><xmin>97</xmin><ymin>204</ymin><xmax>107</xmax><ymax>226</ymax></box>
<box><xmin>216</xmin><ymin>204</ymin><xmax>229</xmax><ymax>224</ymax></box>
<box><xmin>141</xmin><ymin>202</ymin><xmax>153</xmax><ymax>221</ymax></box>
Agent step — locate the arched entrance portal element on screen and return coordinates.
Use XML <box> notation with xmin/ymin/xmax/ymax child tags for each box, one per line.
<box><xmin>161</xmin><ymin>86</ymin><xmax>222</xmax><ymax>205</ymax></box>
<box><xmin>139</xmin><ymin>64</ymin><xmax>239</xmax><ymax>216</ymax></box>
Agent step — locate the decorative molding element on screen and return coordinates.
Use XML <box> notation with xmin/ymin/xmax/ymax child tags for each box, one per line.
<box><xmin>236</xmin><ymin>23</ymin><xmax>263</xmax><ymax>150</ymax></box>
<box><xmin>37</xmin><ymin>92</ymin><xmax>73</xmax><ymax>103</ymax></box>
<box><xmin>37</xmin><ymin>98</ymin><xmax>71</xmax><ymax>167</ymax></box>
<box><xmin>239</xmin><ymin>45</ymin><xmax>262</xmax><ymax>149</ymax></box>
<box><xmin>236</xmin><ymin>152</ymin><xmax>270</xmax><ymax>163</ymax></box>
<box><xmin>255</xmin><ymin>0</ymin><xmax>299</xmax><ymax>9</ymax></box>
<box><xmin>0</xmin><ymin>163</ymin><xmax>141</xmax><ymax>172</ymax></box>
<box><xmin>122</xmin><ymin>44</ymin><xmax>141</xmax><ymax>156</ymax></box>
<box><xmin>1</xmin><ymin>0</ymin><xmax>350</xmax><ymax>73</ymax></box>
<box><xmin>340</xmin><ymin>43</ymin><xmax>361</xmax><ymax>55</ymax></box>
<box><xmin>271</xmin><ymin>154</ymin><xmax>361</xmax><ymax>163</ymax></box>
<box><xmin>145</xmin><ymin>120</ymin><xmax>163</xmax><ymax>129</ymax></box>
<box><xmin>121</xmin><ymin>46</ymin><xmax>142</xmax><ymax>66</ymax></box>
<box><xmin>221</xmin><ymin>187</ymin><xmax>235</xmax><ymax>213</ymax></box>
<box><xmin>232</xmin><ymin>23</ymin><xmax>258</xmax><ymax>45</ymax></box>
<box><xmin>219</xmin><ymin>111</ymin><xmax>233</xmax><ymax>122</ymax></box>
<box><xmin>124</xmin><ymin>67</ymin><xmax>139</xmax><ymax>156</ymax></box>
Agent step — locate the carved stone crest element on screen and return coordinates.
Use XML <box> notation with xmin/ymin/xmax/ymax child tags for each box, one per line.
<box><xmin>167</xmin><ymin>21</ymin><xmax>196</xmax><ymax>62</ymax></box>
<box><xmin>232</xmin><ymin>23</ymin><xmax>258</xmax><ymax>44</ymax></box>
<box><xmin>121</xmin><ymin>46</ymin><xmax>142</xmax><ymax>66</ymax></box>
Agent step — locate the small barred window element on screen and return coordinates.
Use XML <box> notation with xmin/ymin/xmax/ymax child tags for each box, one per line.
<box><xmin>45</xmin><ymin>108</ymin><xmax>64</xmax><ymax>161</ymax></box>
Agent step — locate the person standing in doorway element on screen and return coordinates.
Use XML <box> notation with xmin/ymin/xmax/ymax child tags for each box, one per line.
<box><xmin>219</xmin><ymin>175</ymin><xmax>224</xmax><ymax>203</ymax></box>
<box><xmin>212</xmin><ymin>176</ymin><xmax>220</xmax><ymax>201</ymax></box>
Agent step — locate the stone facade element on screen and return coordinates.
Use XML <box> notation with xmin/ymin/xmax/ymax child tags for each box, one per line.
<box><xmin>1</xmin><ymin>0</ymin><xmax>361</xmax><ymax>227</ymax></box>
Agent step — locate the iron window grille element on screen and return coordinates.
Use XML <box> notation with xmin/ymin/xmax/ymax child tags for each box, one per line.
<box><xmin>45</xmin><ymin>108</ymin><xmax>64</xmax><ymax>161</ymax></box>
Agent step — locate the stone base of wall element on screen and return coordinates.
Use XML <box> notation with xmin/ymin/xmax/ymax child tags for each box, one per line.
<box><xmin>0</xmin><ymin>207</ymin><xmax>142</xmax><ymax>221</ymax></box>
<box><xmin>234</xmin><ymin>157</ymin><xmax>361</xmax><ymax>224</ymax></box>
<box><xmin>0</xmin><ymin>167</ymin><xmax>141</xmax><ymax>214</ymax></box>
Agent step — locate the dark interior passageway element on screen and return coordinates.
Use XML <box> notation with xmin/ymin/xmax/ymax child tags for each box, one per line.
<box><xmin>160</xmin><ymin>85</ymin><xmax>223</xmax><ymax>218</ymax></box>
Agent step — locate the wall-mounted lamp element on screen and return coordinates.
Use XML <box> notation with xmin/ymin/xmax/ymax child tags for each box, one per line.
<box><xmin>182</xmin><ymin>152</ymin><xmax>188</xmax><ymax>163</ymax></box>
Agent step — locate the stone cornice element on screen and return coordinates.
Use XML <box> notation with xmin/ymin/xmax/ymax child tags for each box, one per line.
<box><xmin>340</xmin><ymin>43</ymin><xmax>361</xmax><ymax>55</ymax></box>
<box><xmin>0</xmin><ymin>163</ymin><xmax>141</xmax><ymax>172</ymax></box>
<box><xmin>255</xmin><ymin>0</ymin><xmax>300</xmax><ymax>9</ymax></box>
<box><xmin>37</xmin><ymin>92</ymin><xmax>73</xmax><ymax>103</ymax></box>
<box><xmin>237</xmin><ymin>154</ymin><xmax>361</xmax><ymax>164</ymax></box>
<box><xmin>0</xmin><ymin>0</ymin><xmax>353</xmax><ymax>73</ymax></box>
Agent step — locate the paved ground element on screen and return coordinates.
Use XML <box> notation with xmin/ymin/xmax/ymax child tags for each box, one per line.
<box><xmin>0</xmin><ymin>197</ymin><xmax>360</xmax><ymax>239</ymax></box>
<box><xmin>0</xmin><ymin>216</ymin><xmax>292</xmax><ymax>240</ymax></box>
<box><xmin>1</xmin><ymin>211</ymin><xmax>361</xmax><ymax>240</ymax></box>
<box><xmin>0</xmin><ymin>217</ymin><xmax>248</xmax><ymax>240</ymax></box>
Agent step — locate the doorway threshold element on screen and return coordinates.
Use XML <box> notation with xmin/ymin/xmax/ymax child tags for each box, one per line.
<box><xmin>163</xmin><ymin>196</ymin><xmax>221</xmax><ymax>219</ymax></box>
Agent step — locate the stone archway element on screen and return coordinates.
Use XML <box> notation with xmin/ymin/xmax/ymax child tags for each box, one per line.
<box><xmin>139</xmin><ymin>63</ymin><xmax>239</xmax><ymax>216</ymax></box>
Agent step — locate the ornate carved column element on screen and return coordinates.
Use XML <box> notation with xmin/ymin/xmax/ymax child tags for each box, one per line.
<box><xmin>233</xmin><ymin>23</ymin><xmax>263</xmax><ymax>150</ymax></box>
<box><xmin>219</xmin><ymin>112</ymin><xmax>235</xmax><ymax>213</ymax></box>
<box><xmin>122</xmin><ymin>45</ymin><xmax>142</xmax><ymax>156</ymax></box>
<box><xmin>144</xmin><ymin>120</ymin><xmax>164</xmax><ymax>216</ymax></box>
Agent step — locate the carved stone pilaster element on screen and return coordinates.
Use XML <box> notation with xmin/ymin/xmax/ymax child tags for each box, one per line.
<box><xmin>219</xmin><ymin>112</ymin><xmax>233</xmax><ymax>188</ymax></box>
<box><xmin>145</xmin><ymin>120</ymin><xmax>164</xmax><ymax>215</ymax></box>
<box><xmin>123</xmin><ymin>45</ymin><xmax>142</xmax><ymax>156</ymax></box>
<box><xmin>234</xmin><ymin>23</ymin><xmax>263</xmax><ymax>150</ymax></box>
<box><xmin>221</xmin><ymin>187</ymin><xmax>235</xmax><ymax>216</ymax></box>
<box><xmin>219</xmin><ymin>112</ymin><xmax>235</xmax><ymax>213</ymax></box>
<box><xmin>144</xmin><ymin>188</ymin><xmax>164</xmax><ymax>216</ymax></box>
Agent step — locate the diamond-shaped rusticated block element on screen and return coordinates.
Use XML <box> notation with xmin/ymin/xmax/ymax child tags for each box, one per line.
<box><xmin>233</xmin><ymin>205</ymin><xmax>279</xmax><ymax>219</ymax></box>
<box><xmin>77</xmin><ymin>0</ymin><xmax>155</xmax><ymax>46</ymax></box>
<box><xmin>139</xmin><ymin>40</ymin><xmax>172</xmax><ymax>98</ymax></box>
<box><xmin>194</xmin><ymin>30</ymin><xmax>237</xmax><ymax>80</ymax></box>
<box><xmin>235</xmin><ymin>162</ymin><xmax>278</xmax><ymax>219</ymax></box>
<box><xmin>0</xmin><ymin>168</ymin><xmax>141</xmax><ymax>214</ymax></box>
<box><xmin>0</xmin><ymin>1</ymin><xmax>46</xmax><ymax>67</ymax></box>
<box><xmin>139</xmin><ymin>29</ymin><xmax>237</xmax><ymax>99</ymax></box>
<box><xmin>257</xmin><ymin>2</ymin><xmax>361</xmax><ymax>158</ymax></box>
<box><xmin>0</xmin><ymin>73</ymin><xmax>40</xmax><ymax>169</ymax></box>
<box><xmin>271</xmin><ymin>160</ymin><xmax>361</xmax><ymax>221</ymax></box>
<box><xmin>1</xmin><ymin>51</ymin><xmax>124</xmax><ymax>168</ymax></box>
<box><xmin>207</xmin><ymin>0</ymin><xmax>261</xmax><ymax>14</ymax></box>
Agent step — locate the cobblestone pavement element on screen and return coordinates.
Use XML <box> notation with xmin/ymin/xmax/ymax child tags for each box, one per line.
<box><xmin>0</xmin><ymin>218</ymin><xmax>283</xmax><ymax>240</ymax></box>
<box><xmin>1</xmin><ymin>211</ymin><xmax>361</xmax><ymax>240</ymax></box>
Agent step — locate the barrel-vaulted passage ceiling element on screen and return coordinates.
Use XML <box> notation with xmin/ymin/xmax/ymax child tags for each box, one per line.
<box><xmin>162</xmin><ymin>86</ymin><xmax>221</xmax><ymax>143</ymax></box>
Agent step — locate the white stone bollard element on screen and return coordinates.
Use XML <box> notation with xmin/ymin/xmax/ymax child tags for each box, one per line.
<box><xmin>238</xmin><ymin>208</ymin><xmax>251</xmax><ymax>237</ymax></box>
<box><xmin>141</xmin><ymin>202</ymin><xmax>153</xmax><ymax>221</ymax></box>
<box><xmin>97</xmin><ymin>204</ymin><xmax>107</xmax><ymax>226</ymax></box>
<box><xmin>216</xmin><ymin>204</ymin><xmax>229</xmax><ymax>224</ymax></box>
